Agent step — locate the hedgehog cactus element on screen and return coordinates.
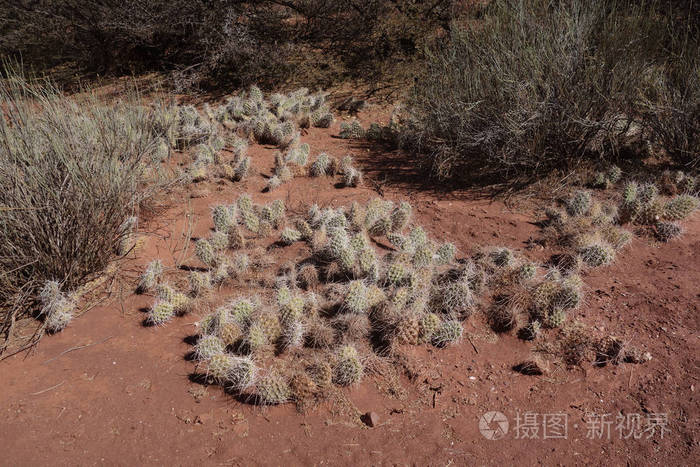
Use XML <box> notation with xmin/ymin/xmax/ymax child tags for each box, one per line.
<box><xmin>310</xmin><ymin>153</ymin><xmax>331</xmax><ymax>177</ymax></box>
<box><xmin>552</xmin><ymin>281</ymin><xmax>581</xmax><ymax>310</ymax></box>
<box><xmin>44</xmin><ymin>297</ymin><xmax>75</xmax><ymax>333</ymax></box>
<box><xmin>333</xmin><ymin>345</ymin><xmax>363</xmax><ymax>386</ymax></box>
<box><xmin>413</xmin><ymin>245</ymin><xmax>433</xmax><ymax>267</ymax></box>
<box><xmin>637</xmin><ymin>183</ymin><xmax>659</xmax><ymax>204</ymax></box>
<box><xmin>419</xmin><ymin>313</ymin><xmax>441</xmax><ymax>342</ymax></box>
<box><xmin>195</xmin><ymin>239</ymin><xmax>216</xmax><ymax>268</ymax></box>
<box><xmin>566</xmin><ymin>190</ymin><xmax>592</xmax><ymax>216</ymax></box>
<box><xmin>148</xmin><ymin>300</ymin><xmax>175</xmax><ymax>326</ymax></box>
<box><xmin>296</xmin><ymin>220</ymin><xmax>313</xmax><ymax>240</ymax></box>
<box><xmin>622</xmin><ymin>181</ymin><xmax>638</xmax><ymax>204</ymax></box>
<box><xmin>237</xmin><ymin>193</ymin><xmax>253</xmax><ymax>212</ymax></box>
<box><xmin>530</xmin><ymin>280</ymin><xmax>558</xmax><ymax>320</ymax></box>
<box><xmin>545</xmin><ymin>308</ymin><xmax>567</xmax><ymax>328</ymax></box>
<box><xmin>491</xmin><ymin>248</ymin><xmax>514</xmax><ymax>267</ymax></box>
<box><xmin>137</xmin><ymin>259</ymin><xmax>163</xmax><ymax>292</ymax></box>
<box><xmin>408</xmin><ymin>226</ymin><xmax>427</xmax><ymax>249</ymax></box>
<box><xmin>580</xmin><ymin>243</ymin><xmax>615</xmax><ymax>267</ymax></box>
<box><xmin>387</xmin><ymin>262</ymin><xmax>408</xmax><ymax>285</ymax></box>
<box><xmin>257</xmin><ymin>373</ymin><xmax>291</xmax><ymax>405</ymax></box>
<box><xmin>339</xmin><ymin>120</ymin><xmax>365</xmax><ymax>139</ymax></box>
<box><xmin>342</xmin><ymin>167</ymin><xmax>362</xmax><ymax>187</ymax></box>
<box><xmin>607</xmin><ymin>166</ymin><xmax>622</xmax><ymax>184</ymax></box>
<box><xmin>663</xmin><ymin>195</ymin><xmax>699</xmax><ymax>221</ymax></box>
<box><xmin>369</xmin><ymin>216</ymin><xmax>393</xmax><ymax>237</ymax></box>
<box><xmin>212</xmin><ymin>205</ymin><xmax>235</xmax><ymax>232</ymax></box>
<box><xmin>344</xmin><ymin>280</ymin><xmax>369</xmax><ymax>313</ymax></box>
<box><xmin>279</xmin><ymin>296</ymin><xmax>304</xmax><ymax>326</ymax></box>
<box><xmin>358</xmin><ymin>248</ymin><xmax>377</xmax><ymax>275</ymax></box>
<box><xmin>209</xmin><ymin>231</ymin><xmax>229</xmax><ymax>251</ymax></box>
<box><xmin>206</xmin><ymin>353</ymin><xmax>235</xmax><ymax>383</ymax></box>
<box><xmin>280</xmin><ymin>228</ymin><xmax>302</xmax><ymax>245</ymax></box>
<box><xmin>241</xmin><ymin>210</ymin><xmax>260</xmax><ymax>233</ymax></box>
<box><xmin>435</xmin><ymin>243</ymin><xmax>456</xmax><ymax>265</ymax></box>
<box><xmin>517</xmin><ymin>262</ymin><xmax>537</xmax><ymax>281</ymax></box>
<box><xmin>228</xmin><ymin>356</ymin><xmax>256</xmax><ymax>392</ymax></box>
<box><xmin>390</xmin><ymin>202</ymin><xmax>412</xmax><ymax>232</ymax></box>
<box><xmin>245</xmin><ymin>323</ymin><xmax>268</xmax><ymax>353</ymax></box>
<box><xmin>431</xmin><ymin>319</ymin><xmax>463</xmax><ymax>347</ymax></box>
<box><xmin>655</xmin><ymin>222</ymin><xmax>682</xmax><ymax>242</ymax></box>
<box><xmin>219</xmin><ymin>321</ymin><xmax>243</xmax><ymax>347</ymax></box>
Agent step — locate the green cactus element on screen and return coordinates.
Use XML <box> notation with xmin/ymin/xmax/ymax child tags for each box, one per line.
<box><xmin>530</xmin><ymin>280</ymin><xmax>558</xmax><ymax>320</ymax></box>
<box><xmin>517</xmin><ymin>262</ymin><xmax>537</xmax><ymax>281</ymax></box>
<box><xmin>137</xmin><ymin>259</ymin><xmax>163</xmax><ymax>293</ymax></box>
<box><xmin>339</xmin><ymin>120</ymin><xmax>365</xmax><ymax>139</ymax></box>
<box><xmin>409</xmin><ymin>226</ymin><xmax>428</xmax><ymax>248</ymax></box>
<box><xmin>228</xmin><ymin>356</ymin><xmax>256</xmax><ymax>392</ymax></box>
<box><xmin>358</xmin><ymin>248</ymin><xmax>377</xmax><ymax>275</ymax></box>
<box><xmin>387</xmin><ymin>262</ymin><xmax>408</xmax><ymax>285</ymax></box>
<box><xmin>663</xmin><ymin>195</ymin><xmax>699</xmax><ymax>221</ymax></box>
<box><xmin>44</xmin><ymin>297</ymin><xmax>74</xmax><ymax>333</ymax></box>
<box><xmin>195</xmin><ymin>239</ymin><xmax>216</xmax><ymax>267</ymax></box>
<box><xmin>552</xmin><ymin>281</ymin><xmax>581</xmax><ymax>310</ymax></box>
<box><xmin>257</xmin><ymin>373</ymin><xmax>291</xmax><ymax>405</ymax></box>
<box><xmin>344</xmin><ymin>280</ymin><xmax>369</xmax><ymax>313</ymax></box>
<box><xmin>349</xmin><ymin>232</ymin><xmax>369</xmax><ymax>252</ymax></box>
<box><xmin>338</xmin><ymin>247</ymin><xmax>356</xmax><ymax>272</ymax></box>
<box><xmin>280</xmin><ymin>228</ymin><xmax>302</xmax><ymax>245</ymax></box>
<box><xmin>435</xmin><ymin>243</ymin><xmax>456</xmax><ymax>265</ymax></box>
<box><xmin>419</xmin><ymin>313</ymin><xmax>441</xmax><ymax>342</ymax></box>
<box><xmin>277</xmin><ymin>286</ymin><xmax>291</xmax><ymax>307</ymax></box>
<box><xmin>431</xmin><ymin>319</ymin><xmax>463</xmax><ymax>347</ymax></box>
<box><xmin>545</xmin><ymin>307</ymin><xmax>567</xmax><ymax>328</ymax></box>
<box><xmin>241</xmin><ymin>209</ymin><xmax>260</xmax><ymax>233</ymax></box>
<box><xmin>637</xmin><ymin>183</ymin><xmax>659</xmax><ymax>204</ymax></box>
<box><xmin>622</xmin><ymin>181</ymin><xmax>638</xmax><ymax>203</ymax></box>
<box><xmin>386</xmin><ymin>233</ymin><xmax>409</xmax><ymax>251</ymax></box>
<box><xmin>245</xmin><ymin>323</ymin><xmax>268</xmax><ymax>353</ymax></box>
<box><xmin>279</xmin><ymin>296</ymin><xmax>304</xmax><ymax>326</ymax></box>
<box><xmin>655</xmin><ymin>222</ymin><xmax>682</xmax><ymax>242</ymax></box>
<box><xmin>369</xmin><ymin>216</ymin><xmax>393</xmax><ymax>237</ymax></box>
<box><xmin>237</xmin><ymin>193</ymin><xmax>253</xmax><ymax>212</ymax></box>
<box><xmin>413</xmin><ymin>244</ymin><xmax>433</xmax><ymax>267</ymax></box>
<box><xmin>333</xmin><ymin>345</ymin><xmax>363</xmax><ymax>386</ymax></box>
<box><xmin>392</xmin><ymin>287</ymin><xmax>411</xmax><ymax>309</ymax></box>
<box><xmin>566</xmin><ymin>190</ymin><xmax>592</xmax><ymax>216</ymax></box>
<box><xmin>148</xmin><ymin>300</ymin><xmax>175</xmax><ymax>326</ymax></box>
<box><xmin>490</xmin><ymin>248</ymin><xmax>514</xmax><ymax>267</ymax></box>
<box><xmin>210</xmin><ymin>231</ymin><xmax>229</xmax><ymax>251</ymax></box>
<box><xmin>206</xmin><ymin>353</ymin><xmax>235</xmax><ymax>383</ymax></box>
<box><xmin>310</xmin><ymin>153</ymin><xmax>331</xmax><ymax>177</ymax></box>
<box><xmin>390</xmin><ymin>202</ymin><xmax>412</xmax><ymax>232</ymax></box>
<box><xmin>212</xmin><ymin>205</ymin><xmax>235</xmax><ymax>232</ymax></box>
<box><xmin>342</xmin><ymin>167</ymin><xmax>362</xmax><ymax>187</ymax></box>
<box><xmin>580</xmin><ymin>243</ymin><xmax>615</xmax><ymax>267</ymax></box>
<box><xmin>607</xmin><ymin>165</ymin><xmax>622</xmax><ymax>184</ymax></box>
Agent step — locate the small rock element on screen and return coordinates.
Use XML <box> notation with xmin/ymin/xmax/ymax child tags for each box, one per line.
<box><xmin>362</xmin><ymin>411</ymin><xmax>380</xmax><ymax>428</ymax></box>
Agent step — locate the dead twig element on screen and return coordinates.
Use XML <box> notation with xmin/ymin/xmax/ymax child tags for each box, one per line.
<box><xmin>42</xmin><ymin>335</ymin><xmax>114</xmax><ymax>364</ymax></box>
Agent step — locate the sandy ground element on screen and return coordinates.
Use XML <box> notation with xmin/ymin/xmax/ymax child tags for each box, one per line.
<box><xmin>1</xmin><ymin>109</ymin><xmax>698</xmax><ymax>466</ymax></box>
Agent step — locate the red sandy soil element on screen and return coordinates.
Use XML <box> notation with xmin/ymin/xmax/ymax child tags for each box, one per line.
<box><xmin>1</xmin><ymin>107</ymin><xmax>698</xmax><ymax>466</ymax></box>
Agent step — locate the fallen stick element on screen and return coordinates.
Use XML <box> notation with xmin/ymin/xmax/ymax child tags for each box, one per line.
<box><xmin>42</xmin><ymin>335</ymin><xmax>114</xmax><ymax>364</ymax></box>
<box><xmin>31</xmin><ymin>380</ymin><xmax>65</xmax><ymax>396</ymax></box>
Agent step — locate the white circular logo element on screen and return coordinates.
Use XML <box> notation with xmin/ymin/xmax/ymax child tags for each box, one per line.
<box><xmin>479</xmin><ymin>411</ymin><xmax>509</xmax><ymax>440</ymax></box>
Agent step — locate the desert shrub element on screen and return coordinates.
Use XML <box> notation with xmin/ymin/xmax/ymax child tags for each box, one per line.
<box><xmin>401</xmin><ymin>0</ymin><xmax>699</xmax><ymax>181</ymax></box>
<box><xmin>0</xmin><ymin>71</ymin><xmax>171</xmax><ymax>351</ymax></box>
<box><xmin>0</xmin><ymin>1</ymin><xmax>453</xmax><ymax>90</ymax></box>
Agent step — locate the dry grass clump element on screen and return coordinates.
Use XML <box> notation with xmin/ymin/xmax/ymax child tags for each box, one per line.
<box><xmin>0</xmin><ymin>70</ymin><xmax>177</xmax><ymax>352</ymax></box>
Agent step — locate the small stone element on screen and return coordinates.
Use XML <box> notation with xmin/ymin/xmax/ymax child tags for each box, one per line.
<box><xmin>362</xmin><ymin>411</ymin><xmax>380</xmax><ymax>427</ymax></box>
